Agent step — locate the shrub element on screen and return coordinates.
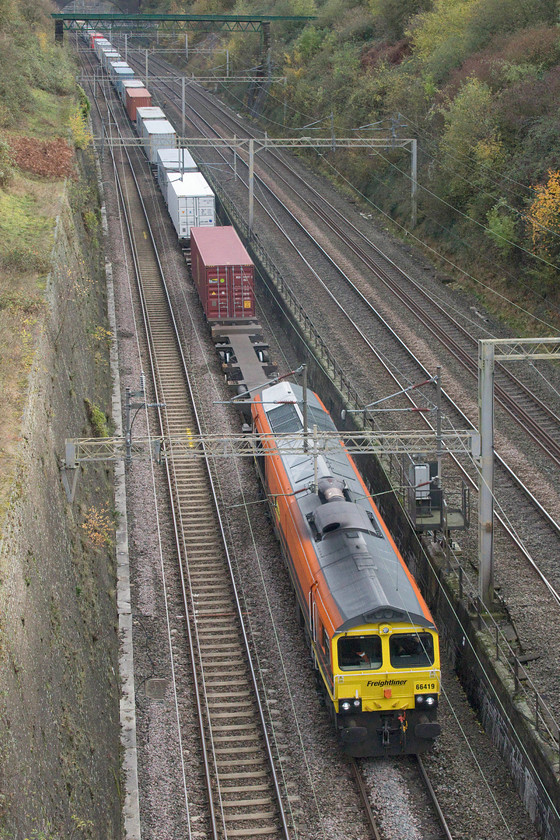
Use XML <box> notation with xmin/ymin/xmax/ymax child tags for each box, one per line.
<box><xmin>407</xmin><ymin>0</ymin><xmax>478</xmax><ymax>80</ymax></box>
<box><xmin>294</xmin><ymin>25</ymin><xmax>325</xmax><ymax>62</ymax></box>
<box><xmin>84</xmin><ymin>399</ymin><xmax>109</xmax><ymax>438</ymax></box>
<box><xmin>369</xmin><ymin>0</ymin><xmax>433</xmax><ymax>40</ymax></box>
<box><xmin>0</xmin><ymin>138</ymin><xmax>14</xmax><ymax>186</ymax></box>
<box><xmin>494</xmin><ymin>66</ymin><xmax>560</xmax><ymax>143</ymax></box>
<box><xmin>486</xmin><ymin>199</ymin><xmax>517</xmax><ymax>254</ymax></box>
<box><xmin>438</xmin><ymin>78</ymin><xmax>499</xmax><ymax>198</ymax></box>
<box><xmin>69</xmin><ymin>105</ymin><xmax>92</xmax><ymax>150</ymax></box>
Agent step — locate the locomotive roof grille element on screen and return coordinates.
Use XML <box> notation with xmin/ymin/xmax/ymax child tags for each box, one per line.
<box><xmin>267</xmin><ymin>402</ymin><xmax>301</xmax><ymax>434</ymax></box>
<box><xmin>266</xmin><ymin>400</ymin><xmax>334</xmax><ymax>436</ymax></box>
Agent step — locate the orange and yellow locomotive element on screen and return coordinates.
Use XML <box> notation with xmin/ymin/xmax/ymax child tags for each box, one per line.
<box><xmin>252</xmin><ymin>380</ymin><xmax>441</xmax><ymax>756</ymax></box>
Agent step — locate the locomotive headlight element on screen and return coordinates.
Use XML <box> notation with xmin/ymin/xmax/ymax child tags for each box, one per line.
<box><xmin>415</xmin><ymin>694</ymin><xmax>438</xmax><ymax>709</ymax></box>
<box><xmin>339</xmin><ymin>698</ymin><xmax>362</xmax><ymax>713</ymax></box>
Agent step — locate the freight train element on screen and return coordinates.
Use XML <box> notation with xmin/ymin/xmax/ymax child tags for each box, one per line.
<box><xmin>84</xmin><ymin>26</ymin><xmax>275</xmax><ymax>395</ymax></box>
<box><xmin>84</xmin><ymin>27</ymin><xmax>441</xmax><ymax>756</ymax></box>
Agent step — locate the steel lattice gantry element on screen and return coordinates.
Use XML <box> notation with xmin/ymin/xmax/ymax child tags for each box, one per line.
<box><xmin>478</xmin><ymin>338</ymin><xmax>560</xmax><ymax>608</ymax></box>
<box><xmin>63</xmin><ymin>428</ymin><xmax>477</xmax><ymax>463</ymax></box>
<box><xmin>60</xmin><ymin>428</ymin><xmax>477</xmax><ymax>502</ymax></box>
<box><xmin>52</xmin><ymin>12</ymin><xmax>316</xmax><ymax>35</ymax></box>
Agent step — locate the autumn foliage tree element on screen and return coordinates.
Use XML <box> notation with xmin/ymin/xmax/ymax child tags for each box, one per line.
<box><xmin>528</xmin><ymin>170</ymin><xmax>560</xmax><ymax>263</ymax></box>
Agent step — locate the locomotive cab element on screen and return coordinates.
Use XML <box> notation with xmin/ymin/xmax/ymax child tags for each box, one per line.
<box><xmin>330</xmin><ymin>625</ymin><xmax>441</xmax><ymax>756</ymax></box>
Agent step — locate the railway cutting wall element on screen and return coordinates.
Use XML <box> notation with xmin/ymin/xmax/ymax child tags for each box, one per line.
<box><xmin>0</xmin><ymin>150</ymin><xmax>121</xmax><ymax>838</ymax></box>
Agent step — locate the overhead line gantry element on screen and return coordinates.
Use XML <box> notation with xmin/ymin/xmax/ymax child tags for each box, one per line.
<box><xmin>52</xmin><ymin>12</ymin><xmax>316</xmax><ymax>42</ymax></box>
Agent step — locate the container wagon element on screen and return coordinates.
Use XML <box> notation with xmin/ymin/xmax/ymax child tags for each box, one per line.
<box><xmin>121</xmin><ymin>78</ymin><xmax>147</xmax><ymax>104</ymax></box>
<box><xmin>126</xmin><ymin>87</ymin><xmax>152</xmax><ymax>121</ymax></box>
<box><xmin>94</xmin><ymin>38</ymin><xmax>111</xmax><ymax>58</ymax></box>
<box><xmin>102</xmin><ymin>51</ymin><xmax>121</xmax><ymax>71</ymax></box>
<box><xmin>89</xmin><ymin>33</ymin><xmax>104</xmax><ymax>49</ymax></box>
<box><xmin>141</xmin><ymin>119</ymin><xmax>177</xmax><ymax>163</ymax></box>
<box><xmin>113</xmin><ymin>66</ymin><xmax>135</xmax><ymax>97</ymax></box>
<box><xmin>135</xmin><ymin>106</ymin><xmax>166</xmax><ymax>134</ymax></box>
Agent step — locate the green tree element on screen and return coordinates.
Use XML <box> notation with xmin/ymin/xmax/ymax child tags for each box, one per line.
<box><xmin>407</xmin><ymin>0</ymin><xmax>478</xmax><ymax>79</ymax></box>
<box><xmin>369</xmin><ymin>0</ymin><xmax>433</xmax><ymax>40</ymax></box>
<box><xmin>438</xmin><ymin>77</ymin><xmax>500</xmax><ymax>201</ymax></box>
<box><xmin>486</xmin><ymin>199</ymin><xmax>517</xmax><ymax>255</ymax></box>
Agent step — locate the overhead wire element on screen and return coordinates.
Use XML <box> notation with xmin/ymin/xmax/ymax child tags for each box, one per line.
<box><xmin>365</xmin><ymin>145</ymin><xmax>560</xmax><ymax>271</ymax></box>
<box><xmin>317</xmin><ymin>153</ymin><xmax>559</xmax><ymax>332</ymax></box>
<box><xmin>386</xmin><ymin>128</ymin><xmax>560</xmax><ymax>243</ymax></box>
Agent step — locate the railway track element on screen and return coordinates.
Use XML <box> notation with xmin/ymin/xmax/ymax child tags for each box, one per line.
<box><xmin>351</xmin><ymin>757</ymin><xmax>454</xmax><ymax>840</ymax></box>
<box><xmin>83</xmin><ymin>50</ymin><xmax>291</xmax><ymax>840</ymax></box>
<box><xmin>78</xmin><ymin>39</ymin><xmax>554</xmax><ymax>840</ymax></box>
<box><xmin>125</xmin><ymin>54</ymin><xmax>560</xmax><ymax>593</ymax></box>
<box><xmin>115</xmin><ymin>52</ymin><xmax>560</xmax><ymax>744</ymax></box>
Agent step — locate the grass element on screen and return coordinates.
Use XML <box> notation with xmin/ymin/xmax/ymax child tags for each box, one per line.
<box><xmin>7</xmin><ymin>88</ymin><xmax>75</xmax><ymax>138</ymax></box>
<box><xmin>28</xmin><ymin>89</ymin><xmax>75</xmax><ymax>138</ymax></box>
<box><xmin>0</xmin><ymin>173</ymin><xmax>65</xmax><ymax>530</ymax></box>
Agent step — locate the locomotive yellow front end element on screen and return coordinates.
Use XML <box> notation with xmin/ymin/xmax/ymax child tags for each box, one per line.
<box><xmin>331</xmin><ymin>625</ymin><xmax>441</xmax><ymax>756</ymax></box>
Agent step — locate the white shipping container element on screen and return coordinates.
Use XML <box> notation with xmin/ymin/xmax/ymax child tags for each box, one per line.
<box><xmin>109</xmin><ymin>61</ymin><xmax>131</xmax><ymax>78</ymax></box>
<box><xmin>141</xmin><ymin>119</ymin><xmax>177</xmax><ymax>163</ymax></box>
<box><xmin>94</xmin><ymin>39</ymin><xmax>111</xmax><ymax>58</ymax></box>
<box><xmin>156</xmin><ymin>147</ymin><xmax>197</xmax><ymax>194</ymax></box>
<box><xmin>166</xmin><ymin>172</ymin><xmax>215</xmax><ymax>239</ymax></box>
<box><xmin>113</xmin><ymin>66</ymin><xmax>135</xmax><ymax>94</ymax></box>
<box><xmin>103</xmin><ymin>52</ymin><xmax>121</xmax><ymax>70</ymax></box>
<box><xmin>135</xmin><ymin>106</ymin><xmax>166</xmax><ymax>134</ymax></box>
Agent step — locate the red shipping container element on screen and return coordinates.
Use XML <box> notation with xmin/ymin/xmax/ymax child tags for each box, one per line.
<box><xmin>190</xmin><ymin>227</ymin><xmax>255</xmax><ymax>322</ymax></box>
<box><xmin>89</xmin><ymin>33</ymin><xmax>104</xmax><ymax>49</ymax></box>
<box><xmin>126</xmin><ymin>87</ymin><xmax>152</xmax><ymax>122</ymax></box>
